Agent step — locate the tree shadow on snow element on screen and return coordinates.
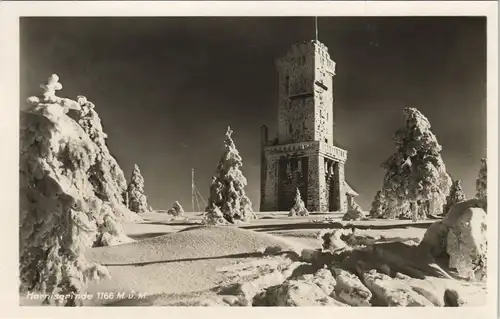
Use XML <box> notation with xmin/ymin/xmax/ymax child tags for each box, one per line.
<box><xmin>240</xmin><ymin>221</ymin><xmax>434</xmax><ymax>232</ymax></box>
<box><xmin>127</xmin><ymin>232</ymin><xmax>171</xmax><ymax>240</ymax></box>
<box><xmin>102</xmin><ymin>250</ymin><xmax>298</xmax><ymax>267</ymax></box>
<box><xmin>138</xmin><ymin>221</ymin><xmax>201</xmax><ymax>227</ymax></box>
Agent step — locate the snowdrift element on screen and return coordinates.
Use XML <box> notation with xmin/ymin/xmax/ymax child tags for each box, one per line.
<box><xmin>84</xmin><ymin>226</ymin><xmax>307</xmax><ymax>304</ymax></box>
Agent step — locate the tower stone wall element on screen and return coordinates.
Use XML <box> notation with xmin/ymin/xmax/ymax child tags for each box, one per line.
<box><xmin>260</xmin><ymin>40</ymin><xmax>352</xmax><ymax>213</ymax></box>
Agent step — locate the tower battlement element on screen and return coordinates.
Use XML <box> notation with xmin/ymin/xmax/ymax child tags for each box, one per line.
<box><xmin>276</xmin><ymin>40</ymin><xmax>335</xmax><ymax>76</ymax></box>
<box><xmin>275</xmin><ymin>40</ymin><xmax>336</xmax><ymax>146</ymax></box>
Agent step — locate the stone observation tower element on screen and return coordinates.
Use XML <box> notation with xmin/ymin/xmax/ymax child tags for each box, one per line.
<box><xmin>260</xmin><ymin>40</ymin><xmax>358</xmax><ymax>212</ymax></box>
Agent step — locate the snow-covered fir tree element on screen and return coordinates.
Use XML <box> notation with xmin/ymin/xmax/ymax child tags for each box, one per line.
<box><xmin>126</xmin><ymin>164</ymin><xmax>150</xmax><ymax>214</ymax></box>
<box><xmin>442</xmin><ymin>180</ymin><xmax>467</xmax><ymax>216</ymax></box>
<box><xmin>68</xmin><ymin>96</ymin><xmax>141</xmax><ymax>222</ymax></box>
<box><xmin>342</xmin><ymin>199</ymin><xmax>366</xmax><ymax>221</ymax></box>
<box><xmin>476</xmin><ymin>158</ymin><xmax>487</xmax><ymax>208</ymax></box>
<box><xmin>167</xmin><ymin>201</ymin><xmax>185</xmax><ymax>217</ymax></box>
<box><xmin>379</xmin><ymin>107</ymin><xmax>452</xmax><ymax>221</ymax></box>
<box><xmin>205</xmin><ymin>127</ymin><xmax>256</xmax><ymax>223</ymax></box>
<box><xmin>369</xmin><ymin>190</ymin><xmax>386</xmax><ymax>218</ymax></box>
<box><xmin>19</xmin><ymin>74</ymin><xmax>136</xmax><ymax>306</ymax></box>
<box><xmin>202</xmin><ymin>203</ymin><xmax>227</xmax><ymax>225</ymax></box>
<box><xmin>289</xmin><ymin>188</ymin><xmax>309</xmax><ymax>216</ymax></box>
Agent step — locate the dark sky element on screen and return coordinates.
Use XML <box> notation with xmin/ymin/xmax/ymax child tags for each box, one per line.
<box><xmin>20</xmin><ymin>17</ymin><xmax>486</xmax><ymax>210</ymax></box>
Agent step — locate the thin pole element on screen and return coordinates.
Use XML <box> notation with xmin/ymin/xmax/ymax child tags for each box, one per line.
<box><xmin>315</xmin><ymin>16</ymin><xmax>318</xmax><ymax>41</ymax></box>
<box><xmin>191</xmin><ymin>168</ymin><xmax>195</xmax><ymax>212</ymax></box>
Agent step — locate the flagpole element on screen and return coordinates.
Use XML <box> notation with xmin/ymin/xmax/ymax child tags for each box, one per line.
<box><xmin>315</xmin><ymin>16</ymin><xmax>318</xmax><ymax>41</ymax></box>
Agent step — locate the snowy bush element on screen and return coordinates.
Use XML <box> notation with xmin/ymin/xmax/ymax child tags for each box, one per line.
<box><xmin>289</xmin><ymin>188</ymin><xmax>309</xmax><ymax>216</ymax></box>
<box><xmin>379</xmin><ymin>107</ymin><xmax>452</xmax><ymax>220</ymax></box>
<box><xmin>442</xmin><ymin>180</ymin><xmax>467</xmax><ymax>216</ymax></box>
<box><xmin>167</xmin><ymin>201</ymin><xmax>185</xmax><ymax>217</ymax></box>
<box><xmin>202</xmin><ymin>204</ymin><xmax>228</xmax><ymax>225</ymax></box>
<box><xmin>126</xmin><ymin>164</ymin><xmax>150</xmax><ymax>214</ymax></box>
<box><xmin>475</xmin><ymin>158</ymin><xmax>487</xmax><ymax>209</ymax></box>
<box><xmin>369</xmin><ymin>190</ymin><xmax>386</xmax><ymax>218</ymax></box>
<box><xmin>342</xmin><ymin>200</ymin><xmax>365</xmax><ymax>221</ymax></box>
<box><xmin>205</xmin><ymin>127</ymin><xmax>256</xmax><ymax>223</ymax></box>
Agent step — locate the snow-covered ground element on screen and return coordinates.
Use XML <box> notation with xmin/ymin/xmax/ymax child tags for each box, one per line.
<box><xmin>19</xmin><ymin>211</ymin><xmax>487</xmax><ymax>307</ymax></box>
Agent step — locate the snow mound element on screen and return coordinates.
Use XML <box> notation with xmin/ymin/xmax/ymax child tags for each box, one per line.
<box><xmin>89</xmin><ymin>226</ymin><xmax>303</xmax><ymax>265</ymax></box>
<box><xmin>241</xmin><ymin>238</ymin><xmax>485</xmax><ymax>307</ymax></box>
<box><xmin>81</xmin><ymin>224</ymin><xmax>486</xmax><ymax>307</ymax></box>
<box><xmin>84</xmin><ymin>226</ymin><xmax>306</xmax><ymax>304</ymax></box>
<box><xmin>420</xmin><ymin>199</ymin><xmax>487</xmax><ymax>280</ymax></box>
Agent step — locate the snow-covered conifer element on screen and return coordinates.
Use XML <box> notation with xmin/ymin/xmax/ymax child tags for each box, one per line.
<box><xmin>379</xmin><ymin>107</ymin><xmax>452</xmax><ymax>220</ymax></box>
<box><xmin>289</xmin><ymin>188</ymin><xmax>309</xmax><ymax>216</ymax></box>
<box><xmin>476</xmin><ymin>158</ymin><xmax>487</xmax><ymax>208</ymax></box>
<box><xmin>342</xmin><ymin>199</ymin><xmax>366</xmax><ymax>221</ymax></box>
<box><xmin>19</xmin><ymin>74</ymin><xmax>129</xmax><ymax>306</ymax></box>
<box><xmin>126</xmin><ymin>164</ymin><xmax>150</xmax><ymax>214</ymax></box>
<box><xmin>443</xmin><ymin>180</ymin><xmax>467</xmax><ymax>216</ymax></box>
<box><xmin>205</xmin><ymin>127</ymin><xmax>256</xmax><ymax>223</ymax></box>
<box><xmin>69</xmin><ymin>96</ymin><xmax>141</xmax><ymax>222</ymax></box>
<box><xmin>369</xmin><ymin>190</ymin><xmax>386</xmax><ymax>218</ymax></box>
<box><xmin>167</xmin><ymin>201</ymin><xmax>185</xmax><ymax>217</ymax></box>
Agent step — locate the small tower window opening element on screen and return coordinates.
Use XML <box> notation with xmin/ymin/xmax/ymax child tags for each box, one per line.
<box><xmin>289</xmin><ymin>123</ymin><xmax>293</xmax><ymax>134</ymax></box>
<box><xmin>285</xmin><ymin>76</ymin><xmax>290</xmax><ymax>94</ymax></box>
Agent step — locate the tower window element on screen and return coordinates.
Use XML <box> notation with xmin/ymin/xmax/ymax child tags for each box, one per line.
<box><xmin>285</xmin><ymin>76</ymin><xmax>289</xmax><ymax>94</ymax></box>
<box><xmin>289</xmin><ymin>123</ymin><xmax>293</xmax><ymax>134</ymax></box>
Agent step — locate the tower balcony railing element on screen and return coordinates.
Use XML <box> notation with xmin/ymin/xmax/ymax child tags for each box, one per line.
<box><xmin>319</xmin><ymin>142</ymin><xmax>347</xmax><ymax>162</ymax></box>
<box><xmin>264</xmin><ymin>140</ymin><xmax>319</xmax><ymax>156</ymax></box>
<box><xmin>263</xmin><ymin>140</ymin><xmax>347</xmax><ymax>162</ymax></box>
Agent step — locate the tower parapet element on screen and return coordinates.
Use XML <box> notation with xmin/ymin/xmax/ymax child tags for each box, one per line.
<box><xmin>275</xmin><ymin>40</ymin><xmax>336</xmax><ymax>146</ymax></box>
